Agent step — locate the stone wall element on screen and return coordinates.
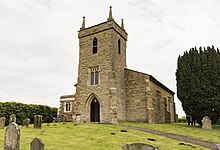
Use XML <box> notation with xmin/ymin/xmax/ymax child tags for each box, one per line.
<box><xmin>148</xmin><ymin>76</ymin><xmax>175</xmax><ymax>123</ymax></box>
<box><xmin>124</xmin><ymin>68</ymin><xmax>175</xmax><ymax>123</ymax></box>
<box><xmin>125</xmin><ymin>69</ymin><xmax>148</xmax><ymax>122</ymax></box>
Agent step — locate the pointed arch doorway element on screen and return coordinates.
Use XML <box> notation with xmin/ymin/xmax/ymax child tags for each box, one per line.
<box><xmin>90</xmin><ymin>98</ymin><xmax>100</xmax><ymax>122</ymax></box>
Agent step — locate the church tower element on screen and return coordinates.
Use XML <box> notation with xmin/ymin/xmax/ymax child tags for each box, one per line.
<box><xmin>74</xmin><ymin>7</ymin><xmax>128</xmax><ymax>124</ymax></box>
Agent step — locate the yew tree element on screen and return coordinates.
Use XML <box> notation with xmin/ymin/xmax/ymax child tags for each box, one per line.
<box><xmin>176</xmin><ymin>46</ymin><xmax>220</xmax><ymax>124</ymax></box>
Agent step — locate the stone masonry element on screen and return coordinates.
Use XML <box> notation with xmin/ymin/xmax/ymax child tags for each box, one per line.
<box><xmin>58</xmin><ymin>7</ymin><xmax>176</xmax><ymax>124</ymax></box>
<box><xmin>58</xmin><ymin>95</ymin><xmax>75</xmax><ymax>122</ymax></box>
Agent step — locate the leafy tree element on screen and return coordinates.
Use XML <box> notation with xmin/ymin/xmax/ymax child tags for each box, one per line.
<box><xmin>176</xmin><ymin>46</ymin><xmax>220</xmax><ymax>125</ymax></box>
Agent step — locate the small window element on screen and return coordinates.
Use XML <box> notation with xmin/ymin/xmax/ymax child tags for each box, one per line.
<box><xmin>93</xmin><ymin>38</ymin><xmax>97</xmax><ymax>54</ymax></box>
<box><xmin>90</xmin><ymin>67</ymin><xmax>99</xmax><ymax>85</ymax></box>
<box><xmin>167</xmin><ymin>97</ymin><xmax>171</xmax><ymax>112</ymax></box>
<box><xmin>156</xmin><ymin>91</ymin><xmax>161</xmax><ymax>110</ymax></box>
<box><xmin>164</xmin><ymin>98</ymin><xmax>167</xmax><ymax>110</ymax></box>
<box><xmin>118</xmin><ymin>39</ymin><xmax>121</xmax><ymax>54</ymax></box>
<box><xmin>65</xmin><ymin>102</ymin><xmax>71</xmax><ymax>112</ymax></box>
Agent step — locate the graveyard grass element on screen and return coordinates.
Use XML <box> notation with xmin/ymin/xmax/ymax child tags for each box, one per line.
<box><xmin>120</xmin><ymin>122</ymin><xmax>220</xmax><ymax>144</ymax></box>
<box><xmin>0</xmin><ymin>122</ymin><xmax>212</xmax><ymax>150</ymax></box>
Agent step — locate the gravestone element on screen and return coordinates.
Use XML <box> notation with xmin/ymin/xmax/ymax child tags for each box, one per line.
<box><xmin>34</xmin><ymin>115</ymin><xmax>42</xmax><ymax>129</ymax></box>
<box><xmin>0</xmin><ymin>117</ymin><xmax>6</xmax><ymax>129</ymax></box>
<box><xmin>216</xmin><ymin>144</ymin><xmax>220</xmax><ymax>150</ymax></box>
<box><xmin>9</xmin><ymin>114</ymin><xmax>16</xmax><ymax>123</ymax></box>
<box><xmin>30</xmin><ymin>138</ymin><xmax>44</xmax><ymax>150</ymax></box>
<box><xmin>202</xmin><ymin>116</ymin><xmax>212</xmax><ymax>130</ymax></box>
<box><xmin>122</xmin><ymin>143</ymin><xmax>160</xmax><ymax>150</ymax></box>
<box><xmin>76</xmin><ymin>114</ymin><xmax>81</xmax><ymax>124</ymax></box>
<box><xmin>22</xmin><ymin>118</ymin><xmax>30</xmax><ymax>128</ymax></box>
<box><xmin>4</xmin><ymin>122</ymin><xmax>20</xmax><ymax>150</ymax></box>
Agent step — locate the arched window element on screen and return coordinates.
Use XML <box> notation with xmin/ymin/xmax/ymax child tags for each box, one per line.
<box><xmin>91</xmin><ymin>71</ymin><xmax>95</xmax><ymax>85</ymax></box>
<box><xmin>90</xmin><ymin>67</ymin><xmax>99</xmax><ymax>85</ymax></box>
<box><xmin>118</xmin><ymin>39</ymin><xmax>121</xmax><ymax>54</ymax></box>
<box><xmin>65</xmin><ymin>102</ymin><xmax>71</xmax><ymax>112</ymax></box>
<box><xmin>93</xmin><ymin>38</ymin><xmax>97</xmax><ymax>54</ymax></box>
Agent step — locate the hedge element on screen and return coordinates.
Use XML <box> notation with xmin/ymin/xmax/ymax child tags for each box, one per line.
<box><xmin>0</xmin><ymin>102</ymin><xmax>57</xmax><ymax>125</ymax></box>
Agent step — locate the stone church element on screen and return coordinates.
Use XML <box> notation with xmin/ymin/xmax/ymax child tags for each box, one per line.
<box><xmin>58</xmin><ymin>7</ymin><xmax>176</xmax><ymax>124</ymax></box>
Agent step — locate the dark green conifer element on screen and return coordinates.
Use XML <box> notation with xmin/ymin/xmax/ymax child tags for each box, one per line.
<box><xmin>176</xmin><ymin>46</ymin><xmax>220</xmax><ymax>124</ymax></box>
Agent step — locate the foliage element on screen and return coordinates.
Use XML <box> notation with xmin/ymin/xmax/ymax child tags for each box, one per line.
<box><xmin>176</xmin><ymin>46</ymin><xmax>220</xmax><ymax>124</ymax></box>
<box><xmin>0</xmin><ymin>123</ymin><xmax>208</xmax><ymax>150</ymax></box>
<box><xmin>178</xmin><ymin>117</ymin><xmax>187</xmax><ymax>123</ymax></box>
<box><xmin>0</xmin><ymin>102</ymin><xmax>57</xmax><ymax>125</ymax></box>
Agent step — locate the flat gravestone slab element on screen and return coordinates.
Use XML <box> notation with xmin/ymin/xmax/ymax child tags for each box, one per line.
<box><xmin>4</xmin><ymin>122</ymin><xmax>20</xmax><ymax>150</ymax></box>
<box><xmin>202</xmin><ymin>116</ymin><xmax>212</xmax><ymax>130</ymax></box>
<box><xmin>122</xmin><ymin>143</ymin><xmax>160</xmax><ymax>150</ymax></box>
<box><xmin>0</xmin><ymin>117</ymin><xmax>6</xmax><ymax>129</ymax></box>
<box><xmin>30</xmin><ymin>138</ymin><xmax>44</xmax><ymax>150</ymax></box>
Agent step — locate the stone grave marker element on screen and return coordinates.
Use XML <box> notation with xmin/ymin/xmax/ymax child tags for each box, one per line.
<box><xmin>76</xmin><ymin>114</ymin><xmax>81</xmax><ymax>124</ymax></box>
<box><xmin>0</xmin><ymin>117</ymin><xmax>6</xmax><ymax>129</ymax></box>
<box><xmin>202</xmin><ymin>116</ymin><xmax>212</xmax><ymax>130</ymax></box>
<box><xmin>216</xmin><ymin>144</ymin><xmax>220</xmax><ymax>150</ymax></box>
<box><xmin>22</xmin><ymin>118</ymin><xmax>30</xmax><ymax>128</ymax></box>
<box><xmin>9</xmin><ymin>114</ymin><xmax>16</xmax><ymax>123</ymax></box>
<box><xmin>34</xmin><ymin>115</ymin><xmax>42</xmax><ymax>129</ymax></box>
<box><xmin>122</xmin><ymin>143</ymin><xmax>160</xmax><ymax>150</ymax></box>
<box><xmin>30</xmin><ymin>137</ymin><xmax>45</xmax><ymax>150</ymax></box>
<box><xmin>4</xmin><ymin>122</ymin><xmax>20</xmax><ymax>150</ymax></box>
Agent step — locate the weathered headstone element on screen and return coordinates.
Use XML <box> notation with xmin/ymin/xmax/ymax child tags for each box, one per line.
<box><xmin>9</xmin><ymin>114</ymin><xmax>16</xmax><ymax>123</ymax></box>
<box><xmin>202</xmin><ymin>116</ymin><xmax>212</xmax><ymax>130</ymax></box>
<box><xmin>216</xmin><ymin>144</ymin><xmax>220</xmax><ymax>150</ymax></box>
<box><xmin>122</xmin><ymin>143</ymin><xmax>160</xmax><ymax>150</ymax></box>
<box><xmin>30</xmin><ymin>138</ymin><xmax>44</xmax><ymax>150</ymax></box>
<box><xmin>0</xmin><ymin>117</ymin><xmax>6</xmax><ymax>129</ymax></box>
<box><xmin>34</xmin><ymin>115</ymin><xmax>42</xmax><ymax>129</ymax></box>
<box><xmin>22</xmin><ymin>118</ymin><xmax>30</xmax><ymax>128</ymax></box>
<box><xmin>76</xmin><ymin>114</ymin><xmax>81</xmax><ymax>124</ymax></box>
<box><xmin>4</xmin><ymin>122</ymin><xmax>20</xmax><ymax>150</ymax></box>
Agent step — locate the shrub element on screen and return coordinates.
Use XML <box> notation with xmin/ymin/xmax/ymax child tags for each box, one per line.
<box><xmin>178</xmin><ymin>117</ymin><xmax>187</xmax><ymax>123</ymax></box>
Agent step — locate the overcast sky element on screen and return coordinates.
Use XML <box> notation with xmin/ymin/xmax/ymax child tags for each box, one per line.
<box><xmin>1</xmin><ymin>0</ymin><xmax>220</xmax><ymax>117</ymax></box>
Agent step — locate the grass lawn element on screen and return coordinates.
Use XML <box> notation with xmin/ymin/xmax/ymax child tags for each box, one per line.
<box><xmin>119</xmin><ymin>122</ymin><xmax>220</xmax><ymax>144</ymax></box>
<box><xmin>0</xmin><ymin>122</ymin><xmax>207</xmax><ymax>150</ymax></box>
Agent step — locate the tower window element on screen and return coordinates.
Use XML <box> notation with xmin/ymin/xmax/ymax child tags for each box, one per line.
<box><xmin>95</xmin><ymin>70</ymin><xmax>99</xmax><ymax>85</ymax></box>
<box><xmin>118</xmin><ymin>39</ymin><xmax>121</xmax><ymax>54</ymax></box>
<box><xmin>93</xmin><ymin>38</ymin><xmax>98</xmax><ymax>54</ymax></box>
<box><xmin>90</xmin><ymin>67</ymin><xmax>99</xmax><ymax>85</ymax></box>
